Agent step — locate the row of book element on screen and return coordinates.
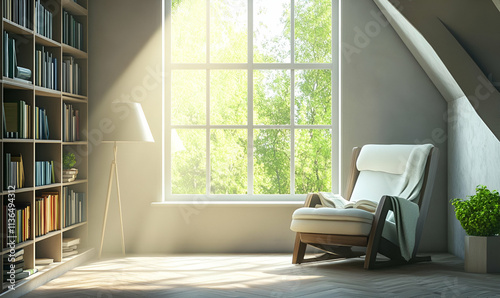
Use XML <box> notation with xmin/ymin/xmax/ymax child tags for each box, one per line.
<box><xmin>62</xmin><ymin>56</ymin><xmax>82</xmax><ymax>95</ymax></box>
<box><xmin>35</xmin><ymin>192</ymin><xmax>60</xmax><ymax>236</ymax></box>
<box><xmin>4</xmin><ymin>153</ymin><xmax>25</xmax><ymax>189</ymax></box>
<box><xmin>3</xmin><ymin>100</ymin><xmax>31</xmax><ymax>139</ymax></box>
<box><xmin>3</xmin><ymin>249</ymin><xmax>38</xmax><ymax>283</ymax></box>
<box><xmin>35</xmin><ymin>45</ymin><xmax>58</xmax><ymax>90</ymax></box>
<box><xmin>35</xmin><ymin>106</ymin><xmax>50</xmax><ymax>139</ymax></box>
<box><xmin>35</xmin><ymin>0</ymin><xmax>53</xmax><ymax>39</ymax></box>
<box><xmin>62</xmin><ymin>187</ymin><xmax>85</xmax><ymax>227</ymax></box>
<box><xmin>35</xmin><ymin>160</ymin><xmax>55</xmax><ymax>187</ymax></box>
<box><xmin>62</xmin><ymin>103</ymin><xmax>80</xmax><ymax>142</ymax></box>
<box><xmin>2</xmin><ymin>0</ymin><xmax>33</xmax><ymax>30</ymax></box>
<box><xmin>63</xmin><ymin>10</ymin><xmax>84</xmax><ymax>51</ymax></box>
<box><xmin>2</xmin><ymin>203</ymin><xmax>30</xmax><ymax>246</ymax></box>
<box><xmin>3</xmin><ymin>31</ymin><xmax>33</xmax><ymax>82</ymax></box>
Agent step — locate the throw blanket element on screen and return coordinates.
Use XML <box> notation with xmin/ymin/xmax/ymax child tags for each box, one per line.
<box><xmin>386</xmin><ymin>196</ymin><xmax>419</xmax><ymax>261</ymax></box>
<box><xmin>397</xmin><ymin>144</ymin><xmax>433</xmax><ymax>203</ymax></box>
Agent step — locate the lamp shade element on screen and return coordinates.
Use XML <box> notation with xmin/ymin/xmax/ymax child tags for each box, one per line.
<box><xmin>102</xmin><ymin>102</ymin><xmax>154</xmax><ymax>143</ymax></box>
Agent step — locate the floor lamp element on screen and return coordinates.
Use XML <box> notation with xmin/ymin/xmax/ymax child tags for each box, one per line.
<box><xmin>99</xmin><ymin>102</ymin><xmax>154</xmax><ymax>258</ymax></box>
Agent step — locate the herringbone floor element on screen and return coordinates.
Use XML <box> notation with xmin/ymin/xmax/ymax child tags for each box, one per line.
<box><xmin>22</xmin><ymin>253</ymin><xmax>500</xmax><ymax>297</ymax></box>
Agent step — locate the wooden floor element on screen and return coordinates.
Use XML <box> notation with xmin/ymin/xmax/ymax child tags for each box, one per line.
<box><xmin>22</xmin><ymin>253</ymin><xmax>500</xmax><ymax>297</ymax></box>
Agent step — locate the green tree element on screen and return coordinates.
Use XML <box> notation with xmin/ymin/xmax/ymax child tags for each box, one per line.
<box><xmin>171</xmin><ymin>0</ymin><xmax>333</xmax><ymax>195</ymax></box>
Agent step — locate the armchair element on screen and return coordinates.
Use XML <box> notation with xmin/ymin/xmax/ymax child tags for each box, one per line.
<box><xmin>290</xmin><ymin>144</ymin><xmax>439</xmax><ymax>269</ymax></box>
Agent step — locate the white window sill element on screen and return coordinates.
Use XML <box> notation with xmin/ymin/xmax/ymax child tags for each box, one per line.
<box><xmin>151</xmin><ymin>201</ymin><xmax>305</xmax><ymax>207</ymax></box>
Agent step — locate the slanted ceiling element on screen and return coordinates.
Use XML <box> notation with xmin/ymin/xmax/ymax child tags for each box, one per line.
<box><xmin>379</xmin><ymin>0</ymin><xmax>500</xmax><ymax>141</ymax></box>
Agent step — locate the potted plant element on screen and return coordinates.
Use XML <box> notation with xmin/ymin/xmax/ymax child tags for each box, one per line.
<box><xmin>451</xmin><ymin>185</ymin><xmax>500</xmax><ymax>273</ymax></box>
<box><xmin>63</xmin><ymin>152</ymin><xmax>78</xmax><ymax>183</ymax></box>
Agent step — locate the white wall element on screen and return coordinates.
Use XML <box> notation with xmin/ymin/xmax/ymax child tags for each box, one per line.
<box><xmin>341</xmin><ymin>0</ymin><xmax>448</xmax><ymax>252</ymax></box>
<box><xmin>88</xmin><ymin>0</ymin><xmax>299</xmax><ymax>254</ymax></box>
<box><xmin>88</xmin><ymin>0</ymin><xmax>449</xmax><ymax>254</ymax></box>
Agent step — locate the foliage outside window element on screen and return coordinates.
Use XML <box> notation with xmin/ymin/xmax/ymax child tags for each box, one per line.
<box><xmin>166</xmin><ymin>0</ymin><xmax>336</xmax><ymax>198</ymax></box>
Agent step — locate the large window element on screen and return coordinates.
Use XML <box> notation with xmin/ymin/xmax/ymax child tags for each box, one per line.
<box><xmin>163</xmin><ymin>0</ymin><xmax>338</xmax><ymax>200</ymax></box>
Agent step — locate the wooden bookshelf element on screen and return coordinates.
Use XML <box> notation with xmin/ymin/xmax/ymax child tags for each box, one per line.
<box><xmin>0</xmin><ymin>0</ymin><xmax>92</xmax><ymax>295</ymax></box>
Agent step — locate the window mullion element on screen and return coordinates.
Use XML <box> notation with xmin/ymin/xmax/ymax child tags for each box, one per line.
<box><xmin>206</xmin><ymin>0</ymin><xmax>211</xmax><ymax>195</ymax></box>
<box><xmin>290</xmin><ymin>0</ymin><xmax>295</xmax><ymax>195</ymax></box>
<box><xmin>248</xmin><ymin>0</ymin><xmax>254</xmax><ymax>196</ymax></box>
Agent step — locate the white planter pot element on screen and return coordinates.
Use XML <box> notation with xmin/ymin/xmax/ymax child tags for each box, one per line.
<box><xmin>464</xmin><ymin>235</ymin><xmax>500</xmax><ymax>273</ymax></box>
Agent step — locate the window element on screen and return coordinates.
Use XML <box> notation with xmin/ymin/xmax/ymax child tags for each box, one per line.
<box><xmin>163</xmin><ymin>0</ymin><xmax>339</xmax><ymax>200</ymax></box>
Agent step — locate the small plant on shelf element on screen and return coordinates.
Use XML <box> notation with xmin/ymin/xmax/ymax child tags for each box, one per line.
<box><xmin>451</xmin><ymin>185</ymin><xmax>500</xmax><ymax>236</ymax></box>
<box><xmin>63</xmin><ymin>152</ymin><xmax>78</xmax><ymax>183</ymax></box>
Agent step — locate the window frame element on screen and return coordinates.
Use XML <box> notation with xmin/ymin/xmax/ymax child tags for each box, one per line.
<box><xmin>162</xmin><ymin>0</ymin><xmax>340</xmax><ymax>201</ymax></box>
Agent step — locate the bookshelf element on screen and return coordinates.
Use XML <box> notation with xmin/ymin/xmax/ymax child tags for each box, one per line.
<box><xmin>0</xmin><ymin>0</ymin><xmax>92</xmax><ymax>295</ymax></box>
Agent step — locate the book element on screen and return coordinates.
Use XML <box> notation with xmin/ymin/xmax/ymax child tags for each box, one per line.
<box><xmin>62</xmin><ymin>237</ymin><xmax>80</xmax><ymax>248</ymax></box>
<box><xmin>317</xmin><ymin>192</ymin><xmax>378</xmax><ymax>213</ymax></box>
<box><xmin>3</xmin><ymin>260</ymin><xmax>24</xmax><ymax>270</ymax></box>
<box><xmin>15</xmin><ymin>66</ymin><xmax>31</xmax><ymax>80</ymax></box>
<box><xmin>3</xmin><ymin>271</ymin><xmax>27</xmax><ymax>282</ymax></box>
<box><xmin>3</xmin><ymin>255</ymin><xmax>23</xmax><ymax>263</ymax></box>
<box><xmin>62</xmin><ymin>250</ymin><xmax>78</xmax><ymax>258</ymax></box>
<box><xmin>2</xmin><ymin>268</ymin><xmax>22</xmax><ymax>275</ymax></box>
<box><xmin>63</xmin><ymin>245</ymin><xmax>78</xmax><ymax>251</ymax></box>
<box><xmin>3</xmin><ymin>248</ymin><xmax>24</xmax><ymax>259</ymax></box>
<box><xmin>35</xmin><ymin>258</ymin><xmax>53</xmax><ymax>266</ymax></box>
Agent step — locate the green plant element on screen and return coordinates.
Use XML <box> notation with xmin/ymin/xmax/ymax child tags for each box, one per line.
<box><xmin>451</xmin><ymin>185</ymin><xmax>500</xmax><ymax>236</ymax></box>
<box><xmin>63</xmin><ymin>152</ymin><xmax>77</xmax><ymax>169</ymax></box>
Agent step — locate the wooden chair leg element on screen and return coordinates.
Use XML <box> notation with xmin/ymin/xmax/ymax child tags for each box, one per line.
<box><xmin>364</xmin><ymin>196</ymin><xmax>393</xmax><ymax>269</ymax></box>
<box><xmin>292</xmin><ymin>233</ymin><xmax>307</xmax><ymax>264</ymax></box>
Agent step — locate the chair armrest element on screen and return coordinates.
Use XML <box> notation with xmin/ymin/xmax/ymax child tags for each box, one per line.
<box><xmin>303</xmin><ymin>193</ymin><xmax>321</xmax><ymax>207</ymax></box>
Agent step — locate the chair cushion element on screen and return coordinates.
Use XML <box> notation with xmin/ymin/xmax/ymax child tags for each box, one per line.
<box><xmin>290</xmin><ymin>207</ymin><xmax>374</xmax><ymax>236</ymax></box>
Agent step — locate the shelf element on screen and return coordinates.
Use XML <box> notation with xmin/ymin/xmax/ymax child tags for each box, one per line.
<box><xmin>62</xmin><ymin>44</ymin><xmax>87</xmax><ymax>59</ymax></box>
<box><xmin>1</xmin><ymin>138</ymin><xmax>34</xmax><ymax>143</ymax></box>
<box><xmin>62</xmin><ymin>93</ymin><xmax>88</xmax><ymax>102</ymax></box>
<box><xmin>62</xmin><ymin>141</ymin><xmax>87</xmax><ymax>145</ymax></box>
<box><xmin>1</xmin><ymin>0</ymin><xmax>89</xmax><ymax>294</ymax></box>
<box><xmin>2</xmin><ymin>77</ymin><xmax>34</xmax><ymax>90</ymax></box>
<box><xmin>1</xmin><ymin>187</ymin><xmax>34</xmax><ymax>195</ymax></box>
<box><xmin>2</xmin><ymin>249</ymin><xmax>94</xmax><ymax>295</ymax></box>
<box><xmin>35</xmin><ymin>230</ymin><xmax>62</xmax><ymax>243</ymax></box>
<box><xmin>35</xmin><ymin>86</ymin><xmax>62</xmax><ymax>97</ymax></box>
<box><xmin>1</xmin><ymin>240</ymin><xmax>34</xmax><ymax>255</ymax></box>
<box><xmin>62</xmin><ymin>0</ymin><xmax>88</xmax><ymax>16</ymax></box>
<box><xmin>34</xmin><ymin>34</ymin><xmax>61</xmax><ymax>48</ymax></box>
<box><xmin>34</xmin><ymin>183</ymin><xmax>62</xmax><ymax>191</ymax></box>
<box><xmin>62</xmin><ymin>179</ymin><xmax>88</xmax><ymax>187</ymax></box>
<box><xmin>63</xmin><ymin>221</ymin><xmax>87</xmax><ymax>232</ymax></box>
<box><xmin>34</xmin><ymin>139</ymin><xmax>61</xmax><ymax>144</ymax></box>
<box><xmin>3</xmin><ymin>19</ymin><xmax>33</xmax><ymax>35</ymax></box>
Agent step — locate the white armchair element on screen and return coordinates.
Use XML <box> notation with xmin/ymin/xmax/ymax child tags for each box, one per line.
<box><xmin>290</xmin><ymin>144</ymin><xmax>439</xmax><ymax>269</ymax></box>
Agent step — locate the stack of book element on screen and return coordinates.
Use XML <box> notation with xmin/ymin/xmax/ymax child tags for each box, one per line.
<box><xmin>35</xmin><ymin>160</ymin><xmax>55</xmax><ymax>186</ymax></box>
<box><xmin>62</xmin><ymin>10</ymin><xmax>84</xmax><ymax>50</ymax></box>
<box><xmin>63</xmin><ymin>168</ymin><xmax>78</xmax><ymax>183</ymax></box>
<box><xmin>62</xmin><ymin>237</ymin><xmax>80</xmax><ymax>258</ymax></box>
<box><xmin>2</xmin><ymin>249</ymin><xmax>38</xmax><ymax>282</ymax></box>
<box><xmin>62</xmin><ymin>187</ymin><xmax>85</xmax><ymax>227</ymax></box>
<box><xmin>35</xmin><ymin>106</ymin><xmax>50</xmax><ymax>140</ymax></box>
<box><xmin>35</xmin><ymin>0</ymin><xmax>53</xmax><ymax>39</ymax></box>
<box><xmin>62</xmin><ymin>56</ymin><xmax>81</xmax><ymax>95</ymax></box>
<box><xmin>3</xmin><ymin>100</ymin><xmax>31</xmax><ymax>139</ymax></box>
<box><xmin>3</xmin><ymin>32</ymin><xmax>33</xmax><ymax>83</ymax></box>
<box><xmin>35</xmin><ymin>45</ymin><xmax>58</xmax><ymax>90</ymax></box>
<box><xmin>35</xmin><ymin>192</ymin><xmax>60</xmax><ymax>237</ymax></box>
<box><xmin>34</xmin><ymin>258</ymin><xmax>53</xmax><ymax>267</ymax></box>
<box><xmin>4</xmin><ymin>153</ymin><xmax>25</xmax><ymax>189</ymax></box>
<box><xmin>62</xmin><ymin>103</ymin><xmax>80</xmax><ymax>141</ymax></box>
<box><xmin>3</xmin><ymin>0</ymin><xmax>33</xmax><ymax>29</ymax></box>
